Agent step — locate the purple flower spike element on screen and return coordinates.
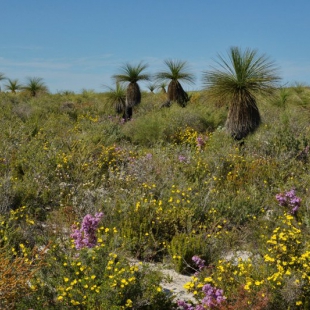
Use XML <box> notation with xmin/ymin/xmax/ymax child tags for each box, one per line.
<box><xmin>196</xmin><ymin>136</ymin><xmax>206</xmax><ymax>149</ymax></box>
<box><xmin>201</xmin><ymin>284</ymin><xmax>226</xmax><ymax>308</ymax></box>
<box><xmin>178</xmin><ymin>283</ymin><xmax>226</xmax><ymax>309</ymax></box>
<box><xmin>276</xmin><ymin>189</ymin><xmax>301</xmax><ymax>214</ymax></box>
<box><xmin>71</xmin><ymin>212</ymin><xmax>104</xmax><ymax>250</ymax></box>
<box><xmin>178</xmin><ymin>155</ymin><xmax>187</xmax><ymax>163</ymax></box>
<box><xmin>192</xmin><ymin>255</ymin><xmax>206</xmax><ymax>271</ymax></box>
<box><xmin>177</xmin><ymin>300</ymin><xmax>195</xmax><ymax>310</ymax></box>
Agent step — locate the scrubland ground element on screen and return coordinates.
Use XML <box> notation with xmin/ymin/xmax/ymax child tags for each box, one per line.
<box><xmin>1</xmin><ymin>87</ymin><xmax>310</xmax><ymax>309</ymax></box>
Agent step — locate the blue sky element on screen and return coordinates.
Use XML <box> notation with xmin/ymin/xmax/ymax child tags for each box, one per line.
<box><xmin>1</xmin><ymin>0</ymin><xmax>310</xmax><ymax>93</ymax></box>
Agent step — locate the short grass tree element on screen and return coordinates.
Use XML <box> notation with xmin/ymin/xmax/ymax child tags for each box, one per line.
<box><xmin>113</xmin><ymin>62</ymin><xmax>150</xmax><ymax>120</ymax></box>
<box><xmin>155</xmin><ymin>59</ymin><xmax>195</xmax><ymax>107</ymax></box>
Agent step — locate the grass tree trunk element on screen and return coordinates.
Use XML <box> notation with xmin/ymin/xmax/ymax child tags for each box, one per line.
<box><xmin>123</xmin><ymin>105</ymin><xmax>133</xmax><ymax>121</ymax></box>
<box><xmin>123</xmin><ymin>82</ymin><xmax>140</xmax><ymax>121</ymax></box>
<box><xmin>167</xmin><ymin>80</ymin><xmax>189</xmax><ymax>107</ymax></box>
<box><xmin>126</xmin><ymin>82</ymin><xmax>141</xmax><ymax>108</ymax></box>
<box><xmin>225</xmin><ymin>93</ymin><xmax>261</xmax><ymax>140</ymax></box>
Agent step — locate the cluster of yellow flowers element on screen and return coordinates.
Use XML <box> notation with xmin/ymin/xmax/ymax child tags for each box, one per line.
<box><xmin>173</xmin><ymin>126</ymin><xmax>199</xmax><ymax>146</ymax></box>
<box><xmin>77</xmin><ymin>112</ymin><xmax>99</xmax><ymax>123</ymax></box>
<box><xmin>105</xmin><ymin>253</ymin><xmax>138</xmax><ymax>290</ymax></box>
<box><xmin>54</xmin><ymin>244</ymin><xmax>141</xmax><ymax>308</ymax></box>
<box><xmin>172</xmin><ymin>126</ymin><xmax>209</xmax><ymax>150</ymax></box>
<box><xmin>55</xmin><ymin>152</ymin><xmax>73</xmax><ymax>170</ymax></box>
<box><xmin>182</xmin><ymin>211</ymin><xmax>309</xmax><ymax>307</ymax></box>
<box><xmin>95</xmin><ymin>145</ymin><xmax>126</xmax><ymax>170</ymax></box>
<box><xmin>0</xmin><ymin>206</ymin><xmax>35</xmax><ymax>244</ymax></box>
<box><xmin>8</xmin><ymin>205</ymin><xmax>34</xmax><ymax>224</ymax></box>
<box><xmin>264</xmin><ymin>213</ymin><xmax>310</xmax><ymax>303</ymax></box>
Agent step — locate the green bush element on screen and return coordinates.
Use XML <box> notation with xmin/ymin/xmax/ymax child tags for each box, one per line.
<box><xmin>168</xmin><ymin>233</ymin><xmax>211</xmax><ymax>274</ymax></box>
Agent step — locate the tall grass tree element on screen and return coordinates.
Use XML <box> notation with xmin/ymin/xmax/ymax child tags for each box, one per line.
<box><xmin>23</xmin><ymin>77</ymin><xmax>48</xmax><ymax>97</ymax></box>
<box><xmin>155</xmin><ymin>60</ymin><xmax>195</xmax><ymax>107</ymax></box>
<box><xmin>113</xmin><ymin>62</ymin><xmax>150</xmax><ymax>120</ymax></box>
<box><xmin>203</xmin><ymin>47</ymin><xmax>280</xmax><ymax>140</ymax></box>
<box><xmin>4</xmin><ymin>79</ymin><xmax>23</xmax><ymax>94</ymax></box>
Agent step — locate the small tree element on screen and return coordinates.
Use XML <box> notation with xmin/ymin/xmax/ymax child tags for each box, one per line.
<box><xmin>113</xmin><ymin>62</ymin><xmax>150</xmax><ymax>120</ymax></box>
<box><xmin>159</xmin><ymin>82</ymin><xmax>167</xmax><ymax>94</ymax></box>
<box><xmin>155</xmin><ymin>60</ymin><xmax>195</xmax><ymax>107</ymax></box>
<box><xmin>146</xmin><ymin>82</ymin><xmax>158</xmax><ymax>93</ymax></box>
<box><xmin>4</xmin><ymin>79</ymin><xmax>23</xmax><ymax>94</ymax></box>
<box><xmin>23</xmin><ymin>77</ymin><xmax>48</xmax><ymax>97</ymax></box>
<box><xmin>203</xmin><ymin>47</ymin><xmax>280</xmax><ymax>140</ymax></box>
<box><xmin>104</xmin><ymin>82</ymin><xmax>126</xmax><ymax>115</ymax></box>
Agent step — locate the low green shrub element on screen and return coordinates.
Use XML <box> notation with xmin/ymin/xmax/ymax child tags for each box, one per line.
<box><xmin>168</xmin><ymin>233</ymin><xmax>211</xmax><ymax>274</ymax></box>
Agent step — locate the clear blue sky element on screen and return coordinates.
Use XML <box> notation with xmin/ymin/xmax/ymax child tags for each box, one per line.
<box><xmin>1</xmin><ymin>0</ymin><xmax>310</xmax><ymax>93</ymax></box>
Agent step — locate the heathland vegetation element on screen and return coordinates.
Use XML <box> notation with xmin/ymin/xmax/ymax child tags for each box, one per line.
<box><xmin>1</xmin><ymin>48</ymin><xmax>310</xmax><ymax>309</ymax></box>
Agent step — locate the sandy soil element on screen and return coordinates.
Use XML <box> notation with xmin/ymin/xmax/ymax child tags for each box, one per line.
<box><xmin>159</xmin><ymin>266</ymin><xmax>196</xmax><ymax>302</ymax></box>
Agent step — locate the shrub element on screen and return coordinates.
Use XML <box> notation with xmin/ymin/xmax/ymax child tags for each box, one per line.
<box><xmin>169</xmin><ymin>233</ymin><xmax>211</xmax><ymax>274</ymax></box>
<box><xmin>22</xmin><ymin>213</ymin><xmax>174</xmax><ymax>309</ymax></box>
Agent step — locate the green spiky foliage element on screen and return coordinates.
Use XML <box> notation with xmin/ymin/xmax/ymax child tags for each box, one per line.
<box><xmin>0</xmin><ymin>72</ymin><xmax>6</xmax><ymax>92</ymax></box>
<box><xmin>159</xmin><ymin>82</ymin><xmax>167</xmax><ymax>94</ymax></box>
<box><xmin>113</xmin><ymin>62</ymin><xmax>150</xmax><ymax>120</ymax></box>
<box><xmin>104</xmin><ymin>83</ymin><xmax>126</xmax><ymax>114</ymax></box>
<box><xmin>23</xmin><ymin>77</ymin><xmax>48</xmax><ymax>97</ymax></box>
<box><xmin>155</xmin><ymin>60</ymin><xmax>195</xmax><ymax>107</ymax></box>
<box><xmin>203</xmin><ymin>47</ymin><xmax>280</xmax><ymax>140</ymax></box>
<box><xmin>146</xmin><ymin>82</ymin><xmax>158</xmax><ymax>93</ymax></box>
<box><xmin>4</xmin><ymin>79</ymin><xmax>23</xmax><ymax>94</ymax></box>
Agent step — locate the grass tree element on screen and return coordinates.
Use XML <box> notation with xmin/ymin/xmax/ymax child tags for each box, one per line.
<box><xmin>0</xmin><ymin>72</ymin><xmax>6</xmax><ymax>92</ymax></box>
<box><xmin>159</xmin><ymin>82</ymin><xmax>167</xmax><ymax>94</ymax></box>
<box><xmin>113</xmin><ymin>62</ymin><xmax>150</xmax><ymax>120</ymax></box>
<box><xmin>146</xmin><ymin>82</ymin><xmax>158</xmax><ymax>93</ymax></box>
<box><xmin>155</xmin><ymin>60</ymin><xmax>195</xmax><ymax>107</ymax></box>
<box><xmin>104</xmin><ymin>82</ymin><xmax>126</xmax><ymax>115</ymax></box>
<box><xmin>203</xmin><ymin>47</ymin><xmax>280</xmax><ymax>140</ymax></box>
<box><xmin>23</xmin><ymin>77</ymin><xmax>48</xmax><ymax>97</ymax></box>
<box><xmin>4</xmin><ymin>79</ymin><xmax>23</xmax><ymax>94</ymax></box>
